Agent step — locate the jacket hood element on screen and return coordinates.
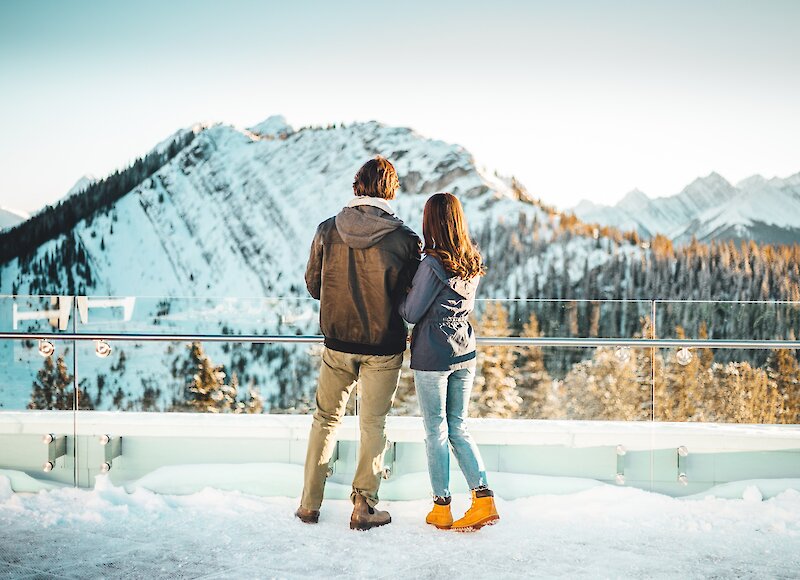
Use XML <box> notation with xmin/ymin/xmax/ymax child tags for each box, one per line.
<box><xmin>424</xmin><ymin>255</ymin><xmax>479</xmax><ymax>299</ymax></box>
<box><xmin>334</xmin><ymin>206</ymin><xmax>403</xmax><ymax>249</ymax></box>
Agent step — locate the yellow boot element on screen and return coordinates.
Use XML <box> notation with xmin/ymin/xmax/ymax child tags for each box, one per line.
<box><xmin>425</xmin><ymin>498</ymin><xmax>453</xmax><ymax>529</ymax></box>
<box><xmin>451</xmin><ymin>489</ymin><xmax>499</xmax><ymax>531</ymax></box>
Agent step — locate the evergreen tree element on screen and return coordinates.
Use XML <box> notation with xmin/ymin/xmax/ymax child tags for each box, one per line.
<box><xmin>556</xmin><ymin>346</ymin><xmax>652</xmax><ymax>421</ymax></box>
<box><xmin>29</xmin><ymin>354</ymin><xmax>93</xmax><ymax>410</ymax></box>
<box><xmin>242</xmin><ymin>378</ymin><xmax>265</xmax><ymax>414</ymax></box>
<box><xmin>472</xmin><ymin>302</ymin><xmax>521</xmax><ymax>418</ymax></box>
<box><xmin>706</xmin><ymin>361</ymin><xmax>782</xmax><ymax>423</ymax></box>
<box><xmin>656</xmin><ymin>325</ymin><xmax>713</xmax><ymax>421</ymax></box>
<box><xmin>766</xmin><ymin>346</ymin><xmax>800</xmax><ymax>423</ymax></box>
<box><xmin>514</xmin><ymin>312</ymin><xmax>554</xmax><ymax>418</ymax></box>
<box><xmin>174</xmin><ymin>342</ymin><xmax>244</xmax><ymax>413</ymax></box>
<box><xmin>29</xmin><ymin>355</ymin><xmax>71</xmax><ymax>410</ymax></box>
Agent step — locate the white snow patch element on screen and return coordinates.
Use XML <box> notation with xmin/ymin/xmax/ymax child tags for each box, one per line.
<box><xmin>742</xmin><ymin>485</ymin><xmax>763</xmax><ymax>502</ymax></box>
<box><xmin>246</xmin><ymin>114</ymin><xmax>293</xmax><ymax>138</ymax></box>
<box><xmin>0</xmin><ymin>475</ymin><xmax>12</xmax><ymax>501</ymax></box>
<box><xmin>685</xmin><ymin>478</ymin><xmax>800</xmax><ymax>501</ymax></box>
<box><xmin>1</xmin><ymin>474</ymin><xmax>799</xmax><ymax>578</ymax></box>
<box><xmin>0</xmin><ymin>469</ymin><xmax>64</xmax><ymax>493</ymax></box>
<box><xmin>127</xmin><ymin>463</ymin><xmax>349</xmax><ymax>498</ymax></box>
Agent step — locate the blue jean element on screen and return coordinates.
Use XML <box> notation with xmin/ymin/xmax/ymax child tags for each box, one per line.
<box><xmin>414</xmin><ymin>366</ymin><xmax>488</xmax><ymax>498</ymax></box>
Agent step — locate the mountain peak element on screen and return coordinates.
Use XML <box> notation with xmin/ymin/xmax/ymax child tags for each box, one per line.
<box><xmin>574</xmin><ymin>199</ymin><xmax>599</xmax><ymax>213</ymax></box>
<box><xmin>64</xmin><ymin>174</ymin><xmax>96</xmax><ymax>199</ymax></box>
<box><xmin>619</xmin><ymin>188</ymin><xmax>650</xmax><ymax>211</ymax></box>
<box><xmin>780</xmin><ymin>171</ymin><xmax>800</xmax><ymax>188</ymax></box>
<box><xmin>678</xmin><ymin>172</ymin><xmax>735</xmax><ymax>205</ymax></box>
<box><xmin>247</xmin><ymin>115</ymin><xmax>293</xmax><ymax>138</ymax></box>
<box><xmin>701</xmin><ymin>171</ymin><xmax>731</xmax><ymax>186</ymax></box>
<box><xmin>0</xmin><ymin>206</ymin><xmax>29</xmax><ymax>232</ymax></box>
<box><xmin>735</xmin><ymin>174</ymin><xmax>770</xmax><ymax>190</ymax></box>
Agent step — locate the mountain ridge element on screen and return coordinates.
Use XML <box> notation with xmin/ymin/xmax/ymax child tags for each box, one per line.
<box><xmin>1</xmin><ymin>117</ymin><xmax>607</xmax><ymax>299</ymax></box>
<box><xmin>0</xmin><ymin>206</ymin><xmax>29</xmax><ymax>232</ymax></box>
<box><xmin>573</xmin><ymin>171</ymin><xmax>800</xmax><ymax>244</ymax></box>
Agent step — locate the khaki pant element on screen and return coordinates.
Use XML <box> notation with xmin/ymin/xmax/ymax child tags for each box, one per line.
<box><xmin>300</xmin><ymin>347</ymin><xmax>402</xmax><ymax>510</ymax></box>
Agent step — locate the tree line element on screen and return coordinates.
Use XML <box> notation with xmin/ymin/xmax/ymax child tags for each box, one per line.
<box><xmin>474</xmin><ymin>209</ymin><xmax>800</xmax><ymax>365</ymax></box>
<box><xmin>0</xmin><ymin>128</ymin><xmax>199</xmax><ymax>264</ymax></box>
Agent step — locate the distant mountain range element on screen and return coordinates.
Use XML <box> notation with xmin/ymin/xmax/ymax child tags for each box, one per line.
<box><xmin>572</xmin><ymin>172</ymin><xmax>800</xmax><ymax>244</ymax></box>
<box><xmin>0</xmin><ymin>206</ymin><xmax>28</xmax><ymax>232</ymax></box>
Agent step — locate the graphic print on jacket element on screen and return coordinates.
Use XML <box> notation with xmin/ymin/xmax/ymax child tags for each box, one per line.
<box><xmin>305</xmin><ymin>204</ymin><xmax>421</xmax><ymax>355</ymax></box>
<box><xmin>399</xmin><ymin>255</ymin><xmax>479</xmax><ymax>371</ymax></box>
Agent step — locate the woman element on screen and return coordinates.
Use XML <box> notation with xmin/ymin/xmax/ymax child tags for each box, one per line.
<box><xmin>399</xmin><ymin>192</ymin><xmax>499</xmax><ymax>531</ymax></box>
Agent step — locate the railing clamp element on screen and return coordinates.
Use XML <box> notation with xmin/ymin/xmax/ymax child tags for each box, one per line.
<box><xmin>42</xmin><ymin>433</ymin><xmax>67</xmax><ymax>472</ymax></box>
<box><xmin>99</xmin><ymin>434</ymin><xmax>122</xmax><ymax>472</ymax></box>
<box><xmin>677</xmin><ymin>446</ymin><xmax>689</xmax><ymax>485</ymax></box>
<box><xmin>615</xmin><ymin>444</ymin><xmax>626</xmax><ymax>485</ymax></box>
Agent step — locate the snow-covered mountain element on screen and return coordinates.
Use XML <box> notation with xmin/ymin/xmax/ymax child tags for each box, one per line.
<box><xmin>1</xmin><ymin>116</ymin><xmax>614</xmax><ymax>300</ymax></box>
<box><xmin>573</xmin><ymin>172</ymin><xmax>800</xmax><ymax>244</ymax></box>
<box><xmin>0</xmin><ymin>206</ymin><xmax>28</xmax><ymax>232</ymax></box>
<box><xmin>58</xmin><ymin>174</ymin><xmax>98</xmax><ymax>204</ymax></box>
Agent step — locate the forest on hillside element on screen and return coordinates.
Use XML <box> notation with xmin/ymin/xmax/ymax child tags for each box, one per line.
<box><xmin>0</xmin><ymin>128</ymin><xmax>198</xmax><ymax>265</ymax></box>
<box><xmin>476</xmin><ymin>210</ymin><xmax>800</xmax><ymax>348</ymax></box>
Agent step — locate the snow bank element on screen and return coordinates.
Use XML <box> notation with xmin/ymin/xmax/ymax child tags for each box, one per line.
<box><xmin>685</xmin><ymin>478</ymin><xmax>800</xmax><ymax>501</ymax></box>
<box><xmin>1</xmin><ymin>473</ymin><xmax>798</xmax><ymax>579</ymax></box>
<box><xmin>0</xmin><ymin>469</ymin><xmax>63</xmax><ymax>493</ymax></box>
<box><xmin>0</xmin><ymin>475</ymin><xmax>12</xmax><ymax>501</ymax></box>
<box><xmin>124</xmin><ymin>464</ymin><xmax>607</xmax><ymax>500</ymax></box>
<box><xmin>127</xmin><ymin>463</ymin><xmax>348</xmax><ymax>500</ymax></box>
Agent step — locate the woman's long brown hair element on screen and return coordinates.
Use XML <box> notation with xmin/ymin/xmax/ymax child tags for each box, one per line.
<box><xmin>423</xmin><ymin>192</ymin><xmax>486</xmax><ymax>280</ymax></box>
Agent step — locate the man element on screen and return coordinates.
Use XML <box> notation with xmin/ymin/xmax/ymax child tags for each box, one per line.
<box><xmin>296</xmin><ymin>156</ymin><xmax>421</xmax><ymax>530</ymax></box>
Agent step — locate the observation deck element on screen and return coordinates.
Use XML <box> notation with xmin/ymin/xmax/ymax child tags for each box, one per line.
<box><xmin>1</xmin><ymin>295</ymin><xmax>799</xmax><ymax>578</ymax></box>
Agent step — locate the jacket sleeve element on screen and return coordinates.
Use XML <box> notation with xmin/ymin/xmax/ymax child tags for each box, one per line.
<box><xmin>398</xmin><ymin>233</ymin><xmax>423</xmax><ymax>293</ymax></box>
<box><xmin>305</xmin><ymin>225</ymin><xmax>324</xmax><ymax>300</ymax></box>
<box><xmin>399</xmin><ymin>261</ymin><xmax>443</xmax><ymax>324</ymax></box>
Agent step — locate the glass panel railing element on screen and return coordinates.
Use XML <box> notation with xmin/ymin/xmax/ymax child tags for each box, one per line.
<box><xmin>390</xmin><ymin>299</ymin><xmax>658</xmax><ymax>495</ymax></box>
<box><xmin>651</xmin><ymin>300</ymin><xmax>800</xmax><ymax>496</ymax></box>
<box><xmin>472</xmin><ymin>298</ymin><xmax>654</xmax><ymax>340</ymax></box>
<box><xmin>655</xmin><ymin>300</ymin><xmax>800</xmax><ymax>342</ymax></box>
<box><xmin>652</xmin><ymin>345</ymin><xmax>800</xmax><ymax>497</ymax></box>
<box><xmin>0</xmin><ymin>296</ymin><xmax>77</xmax><ymax>489</ymax></box>
<box><xmin>2</xmin><ymin>295</ymin><xmax>798</xmax><ymax>500</ymax></box>
<box><xmin>72</xmin><ymin>295</ymin><xmax>320</xmax><ymax>336</ymax></box>
<box><xmin>67</xmin><ymin>296</ymin><xmax>355</xmax><ymax>494</ymax></box>
<box><xmin>68</xmin><ymin>338</ymin><xmax>321</xmax><ymax>414</ymax></box>
<box><xmin>71</xmin><ymin>337</ymin><xmax>360</xmax><ymax>495</ymax></box>
<box><xmin>654</xmin><ymin>346</ymin><xmax>797</xmax><ymax>425</ymax></box>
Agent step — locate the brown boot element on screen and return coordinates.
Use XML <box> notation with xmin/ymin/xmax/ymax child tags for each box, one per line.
<box><xmin>350</xmin><ymin>494</ymin><xmax>391</xmax><ymax>531</ymax></box>
<box><xmin>295</xmin><ymin>506</ymin><xmax>320</xmax><ymax>524</ymax></box>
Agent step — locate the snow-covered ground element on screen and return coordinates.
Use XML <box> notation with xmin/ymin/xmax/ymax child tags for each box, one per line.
<box><xmin>1</xmin><ymin>473</ymin><xmax>798</xmax><ymax>579</ymax></box>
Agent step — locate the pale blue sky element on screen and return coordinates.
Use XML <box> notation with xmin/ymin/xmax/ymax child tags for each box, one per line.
<box><xmin>1</xmin><ymin>0</ymin><xmax>799</xmax><ymax>213</ymax></box>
